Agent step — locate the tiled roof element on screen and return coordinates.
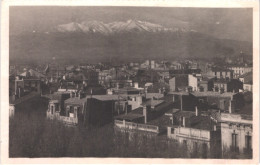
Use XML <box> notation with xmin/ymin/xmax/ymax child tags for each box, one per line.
<box><xmin>114</xmin><ymin>113</ymin><xmax>144</xmax><ymax>121</ymax></box>
<box><xmin>146</xmin><ymin>115</ymin><xmax>171</xmax><ymax>128</ymax></box>
<box><xmin>142</xmin><ymin>99</ymin><xmax>164</xmax><ymax>107</ymax></box>
<box><xmin>173</xmin><ymin>110</ymin><xmax>195</xmax><ymax>118</ymax></box>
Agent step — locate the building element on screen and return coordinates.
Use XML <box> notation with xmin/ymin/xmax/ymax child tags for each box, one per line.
<box><xmin>169</xmin><ymin>69</ymin><xmax>201</xmax><ymax>77</ymax></box>
<box><xmin>211</xmin><ymin>68</ymin><xmax>234</xmax><ymax>79</ymax></box>
<box><xmin>166</xmin><ymin>109</ymin><xmax>221</xmax><ymax>158</ymax></box>
<box><xmin>228</xmin><ymin>65</ymin><xmax>252</xmax><ymax>78</ymax></box>
<box><xmin>82</xmin><ymin>70</ymin><xmax>99</xmax><ymax>86</ymax></box>
<box><xmin>213</xmin><ymin>79</ymin><xmax>243</xmax><ymax>93</ymax></box>
<box><xmin>192</xmin><ymin>91</ymin><xmax>245</xmax><ymax>113</ymax></box>
<box><xmin>167</xmin><ymin>91</ymin><xmax>197</xmax><ymax>111</ymax></box>
<box><xmin>220</xmin><ymin>112</ymin><xmax>252</xmax><ymax>155</ymax></box>
<box><xmin>46</xmin><ymin>93</ymin><xmax>128</xmax><ymax>127</ymax></box>
<box><xmin>238</xmin><ymin>72</ymin><xmax>253</xmax><ymax>92</ymax></box>
<box><xmin>98</xmin><ymin>70</ymin><xmax>111</xmax><ymax>85</ymax></box>
<box><xmin>114</xmin><ymin>99</ymin><xmax>174</xmax><ymax>136</ymax></box>
<box><xmin>169</xmin><ymin>74</ymin><xmax>198</xmax><ymax>92</ymax></box>
<box><xmin>198</xmin><ymin>78</ymin><xmax>214</xmax><ymax>92</ymax></box>
<box><xmin>14</xmin><ymin>76</ymin><xmax>42</xmax><ymax>98</ymax></box>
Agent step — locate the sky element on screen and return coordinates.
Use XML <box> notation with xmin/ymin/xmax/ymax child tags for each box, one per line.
<box><xmin>10</xmin><ymin>7</ymin><xmax>252</xmax><ymax>42</ymax></box>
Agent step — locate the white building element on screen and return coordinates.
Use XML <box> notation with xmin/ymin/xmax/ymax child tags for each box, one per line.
<box><xmin>188</xmin><ymin>74</ymin><xmax>198</xmax><ymax>91</ymax></box>
<box><xmin>229</xmin><ymin>66</ymin><xmax>252</xmax><ymax>78</ymax></box>
<box><xmin>220</xmin><ymin>113</ymin><xmax>252</xmax><ymax>154</ymax></box>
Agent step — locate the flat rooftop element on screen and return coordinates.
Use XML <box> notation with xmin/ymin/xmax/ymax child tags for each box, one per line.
<box><xmin>192</xmin><ymin>91</ymin><xmax>236</xmax><ymax>98</ymax></box>
<box><xmin>65</xmin><ymin>94</ymin><xmax>127</xmax><ymax>104</ymax></box>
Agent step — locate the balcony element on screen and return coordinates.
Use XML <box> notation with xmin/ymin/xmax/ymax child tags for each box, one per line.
<box><xmin>47</xmin><ymin>111</ymin><xmax>78</xmax><ymax>125</ymax></box>
<box><xmin>114</xmin><ymin>120</ymin><xmax>159</xmax><ymax>134</ymax></box>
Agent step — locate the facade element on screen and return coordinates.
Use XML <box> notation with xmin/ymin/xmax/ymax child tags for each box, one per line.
<box><xmin>46</xmin><ymin>94</ymin><xmax>128</xmax><ymax>127</ymax></box>
<box><xmin>213</xmin><ymin>79</ymin><xmax>243</xmax><ymax>93</ymax></box>
<box><xmin>192</xmin><ymin>91</ymin><xmax>244</xmax><ymax>113</ymax></box>
<box><xmin>212</xmin><ymin>68</ymin><xmax>233</xmax><ymax>79</ymax></box>
<box><xmin>188</xmin><ymin>74</ymin><xmax>198</xmax><ymax>91</ymax></box>
<box><xmin>220</xmin><ymin>113</ymin><xmax>252</xmax><ymax>154</ymax></box>
<box><xmin>169</xmin><ymin>74</ymin><xmax>198</xmax><ymax>92</ymax></box>
<box><xmin>238</xmin><ymin>72</ymin><xmax>253</xmax><ymax>92</ymax></box>
<box><xmin>166</xmin><ymin>109</ymin><xmax>221</xmax><ymax>158</ymax></box>
<box><xmin>114</xmin><ymin>99</ymin><xmax>174</xmax><ymax>136</ymax></box>
<box><xmin>98</xmin><ymin>70</ymin><xmax>111</xmax><ymax>85</ymax></box>
<box><xmin>228</xmin><ymin>66</ymin><xmax>252</xmax><ymax>78</ymax></box>
<box><xmin>14</xmin><ymin>76</ymin><xmax>41</xmax><ymax>98</ymax></box>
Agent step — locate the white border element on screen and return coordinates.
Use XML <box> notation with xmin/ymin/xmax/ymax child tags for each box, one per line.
<box><xmin>1</xmin><ymin>0</ymin><xmax>259</xmax><ymax>164</ymax></box>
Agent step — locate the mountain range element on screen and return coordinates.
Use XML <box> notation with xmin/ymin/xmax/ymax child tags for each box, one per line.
<box><xmin>10</xmin><ymin>20</ymin><xmax>252</xmax><ymax>64</ymax></box>
<box><xmin>55</xmin><ymin>20</ymin><xmax>192</xmax><ymax>34</ymax></box>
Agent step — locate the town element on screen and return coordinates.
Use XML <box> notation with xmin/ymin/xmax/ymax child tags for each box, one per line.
<box><xmin>9</xmin><ymin>53</ymin><xmax>253</xmax><ymax>158</ymax></box>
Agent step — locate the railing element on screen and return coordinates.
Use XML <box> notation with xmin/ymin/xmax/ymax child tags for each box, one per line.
<box><xmin>46</xmin><ymin>111</ymin><xmax>78</xmax><ymax>125</ymax></box>
<box><xmin>114</xmin><ymin>120</ymin><xmax>159</xmax><ymax>133</ymax></box>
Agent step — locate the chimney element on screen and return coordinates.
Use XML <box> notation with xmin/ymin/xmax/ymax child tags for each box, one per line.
<box><xmin>143</xmin><ymin>106</ymin><xmax>147</xmax><ymax>124</ymax></box>
<box><xmin>213</xmin><ymin>125</ymin><xmax>217</xmax><ymax>131</ymax></box>
<box><xmin>182</xmin><ymin>117</ymin><xmax>185</xmax><ymax>127</ymax></box>
<box><xmin>18</xmin><ymin>87</ymin><xmax>21</xmax><ymax>98</ymax></box>
<box><xmin>195</xmin><ymin>106</ymin><xmax>198</xmax><ymax>116</ymax></box>
<box><xmin>79</xmin><ymin>92</ymin><xmax>83</xmax><ymax>99</ymax></box>
<box><xmin>70</xmin><ymin>91</ymin><xmax>74</xmax><ymax>98</ymax></box>
<box><xmin>228</xmin><ymin>100</ymin><xmax>233</xmax><ymax>113</ymax></box>
<box><xmin>134</xmin><ymin>82</ymin><xmax>139</xmax><ymax>89</ymax></box>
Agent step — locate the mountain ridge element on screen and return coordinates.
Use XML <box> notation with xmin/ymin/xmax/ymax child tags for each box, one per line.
<box><xmin>54</xmin><ymin>20</ymin><xmax>193</xmax><ymax>34</ymax></box>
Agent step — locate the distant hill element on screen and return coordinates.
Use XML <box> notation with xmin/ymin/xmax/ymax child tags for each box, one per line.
<box><xmin>10</xmin><ymin>21</ymin><xmax>252</xmax><ymax>64</ymax></box>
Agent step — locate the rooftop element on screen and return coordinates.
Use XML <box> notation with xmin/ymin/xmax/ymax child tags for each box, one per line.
<box><xmin>239</xmin><ymin>72</ymin><xmax>252</xmax><ymax>84</ymax></box>
<box><xmin>146</xmin><ymin>115</ymin><xmax>171</xmax><ymax>128</ymax></box>
<box><xmin>142</xmin><ymin>99</ymin><xmax>164</xmax><ymax>107</ymax></box>
<box><xmin>173</xmin><ymin>110</ymin><xmax>196</xmax><ymax>119</ymax></box>
<box><xmin>168</xmin><ymin>91</ymin><xmax>190</xmax><ymax>96</ymax></box>
<box><xmin>65</xmin><ymin>94</ymin><xmax>127</xmax><ymax>105</ymax></box>
<box><xmin>114</xmin><ymin>113</ymin><xmax>144</xmax><ymax>121</ymax></box>
<box><xmin>191</xmin><ymin>91</ymin><xmax>236</xmax><ymax>98</ymax></box>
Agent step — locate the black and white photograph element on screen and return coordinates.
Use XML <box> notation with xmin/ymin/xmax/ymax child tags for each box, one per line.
<box><xmin>1</xmin><ymin>0</ymin><xmax>259</xmax><ymax>164</ymax></box>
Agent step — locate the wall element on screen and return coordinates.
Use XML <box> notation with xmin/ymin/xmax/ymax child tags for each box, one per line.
<box><xmin>169</xmin><ymin>77</ymin><xmax>175</xmax><ymax>92</ymax></box>
<box><xmin>221</xmin><ymin>122</ymin><xmax>252</xmax><ymax>153</ymax></box>
<box><xmin>85</xmin><ymin>98</ymin><xmax>114</xmax><ymax>127</ymax></box>
<box><xmin>188</xmin><ymin>74</ymin><xmax>198</xmax><ymax>91</ymax></box>
<box><xmin>244</xmin><ymin>84</ymin><xmax>252</xmax><ymax>92</ymax></box>
<box><xmin>167</xmin><ymin>126</ymin><xmax>211</xmax><ymax>157</ymax></box>
<box><xmin>128</xmin><ymin>96</ymin><xmax>142</xmax><ymax>110</ymax></box>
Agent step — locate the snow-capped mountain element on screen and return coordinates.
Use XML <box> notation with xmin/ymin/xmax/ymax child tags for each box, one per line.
<box><xmin>55</xmin><ymin>20</ymin><xmax>192</xmax><ymax>34</ymax></box>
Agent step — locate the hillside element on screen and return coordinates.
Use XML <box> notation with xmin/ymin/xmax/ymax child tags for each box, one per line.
<box><xmin>10</xmin><ymin>30</ymin><xmax>252</xmax><ymax>64</ymax></box>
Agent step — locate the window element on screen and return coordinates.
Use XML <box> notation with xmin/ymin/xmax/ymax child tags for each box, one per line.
<box><xmin>51</xmin><ymin>105</ymin><xmax>54</xmax><ymax>114</ymax></box>
<box><xmin>183</xmin><ymin>140</ymin><xmax>187</xmax><ymax>146</ymax></box>
<box><xmin>232</xmin><ymin>133</ymin><xmax>237</xmax><ymax>147</ymax></box>
<box><xmin>231</xmin><ymin>133</ymin><xmax>239</xmax><ymax>152</ymax></box>
<box><xmin>171</xmin><ymin>128</ymin><xmax>175</xmax><ymax>134</ymax></box>
<box><xmin>194</xmin><ymin>142</ymin><xmax>198</xmax><ymax>151</ymax></box>
<box><xmin>202</xmin><ymin>143</ymin><xmax>208</xmax><ymax>158</ymax></box>
<box><xmin>245</xmin><ymin>135</ymin><xmax>252</xmax><ymax>150</ymax></box>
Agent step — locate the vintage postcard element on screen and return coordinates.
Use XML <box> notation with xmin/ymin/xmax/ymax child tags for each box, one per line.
<box><xmin>1</xmin><ymin>0</ymin><xmax>259</xmax><ymax>164</ymax></box>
